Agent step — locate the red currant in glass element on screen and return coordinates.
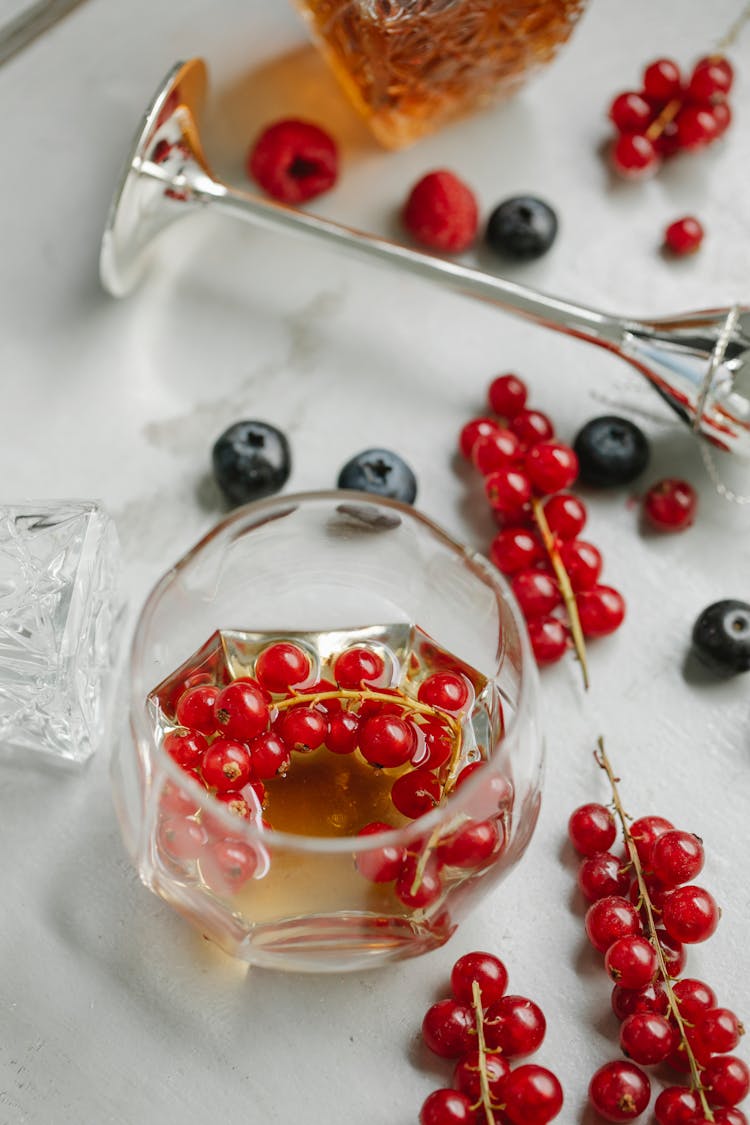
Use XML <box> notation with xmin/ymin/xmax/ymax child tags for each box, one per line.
<box><xmin>422</xmin><ymin>999</ymin><xmax>475</xmax><ymax>1058</ymax></box>
<box><xmin>643</xmin><ymin>479</ymin><xmax>697</xmax><ymax>531</ymax></box>
<box><xmin>643</xmin><ymin>58</ymin><xmax>683</xmax><ymax>103</ymax></box>
<box><xmin>163</xmin><ymin>729</ymin><xmax>208</xmax><ymax>771</ymax></box>
<box><xmin>611</xmin><ymin>981</ymin><xmax>668</xmax><ymax>1021</ymax></box>
<box><xmin>502</xmin><ymin>1064</ymin><xmax>564</xmax><ymax>1125</ymax></box>
<box><xmin>664</xmin><ymin>216</ymin><xmax>704</xmax><ymax>256</ymax></box>
<box><xmin>653</xmin><ymin>1085</ymin><xmax>701</xmax><ymax>1125</ymax></box>
<box><xmin>672</xmin><ymin>977</ymin><xmax>717</xmax><ymax>1021</ymax></box>
<box><xmin>512</xmin><ymin>570</ymin><xmax>562</xmax><ymax>619</ymax></box>
<box><xmin>604</xmin><ymin>935</ymin><xmax>657</xmax><ymax>989</ymax></box>
<box><xmin>528</xmin><ymin>615</ymin><xmax>568</xmax><ymax>665</ymax></box>
<box><xmin>325</xmin><ymin>711</ymin><xmax>360</xmax><ymax>755</ymax></box>
<box><xmin>485</xmin><ymin>467</ymin><xmax>532</xmax><ymax>517</ymax></box>
<box><xmin>472</xmin><ymin>428</ymin><xmax>522</xmax><ymax>474</ymax></box>
<box><xmin>510</xmin><ymin>408</ymin><xmax>555</xmax><ymax>446</ymax></box>
<box><xmin>585</xmin><ymin>895</ymin><xmax>642</xmax><ymax>953</ymax></box>
<box><xmin>619</xmin><ymin>1012</ymin><xmax>677</xmax><ymax>1066</ymax></box>
<box><xmin>200</xmin><ymin>839</ymin><xmax>258</xmax><ymax>894</ymax></box>
<box><xmin>649</xmin><ymin>829</ymin><xmax>704</xmax><ymax>887</ymax></box>
<box><xmin>559</xmin><ymin>539</ymin><xmax>602</xmax><ymax>592</ymax></box>
<box><xmin>211</xmin><ymin>790</ymin><xmax>252</xmax><ymax>823</ymax></box>
<box><xmin>298</xmin><ymin>678</ymin><xmax>342</xmax><ymax>714</ymax></box>
<box><xmin>418</xmin><ymin>720</ymin><xmax>453</xmax><ymax>769</ymax></box>
<box><xmin>175</xmin><ymin>684</ymin><xmax>219</xmax><ymax>735</ymax></box>
<box><xmin>702</xmin><ymin>1056</ymin><xmax>750</xmax><ymax>1108</ymax></box>
<box><xmin>484</xmin><ymin>995</ymin><xmax>546</xmax><ymax>1057</ymax></box>
<box><xmin>419</xmin><ymin>1089</ymin><xmax>475</xmax><ymax>1125</ymax></box>
<box><xmin>355</xmin><ymin>821</ymin><xmax>405</xmax><ymax>883</ymax></box>
<box><xmin>661</xmin><ymin>884</ymin><xmax>720</xmax><ymax>944</ymax></box>
<box><xmin>629</xmin><ymin>814</ymin><xmax>674</xmax><ymax>864</ymax></box>
<box><xmin>609</xmin><ymin>91</ymin><xmax>653</xmax><ymax>132</ymax></box>
<box><xmin>214</xmin><ymin>680</ymin><xmax>270</xmax><ymax>741</ymax></box>
<box><xmin>157</xmin><ymin>816</ymin><xmax>208</xmax><ymax>861</ymax></box>
<box><xmin>201</xmin><ymin>738</ymin><xmax>253</xmax><ymax>792</ymax></box>
<box><xmin>490</xmin><ymin>527</ymin><xmax>543</xmax><ymax>574</ymax></box>
<box><xmin>568</xmin><ymin>803</ymin><xmax>617</xmax><ymax>856</ymax></box>
<box><xmin>675</xmin><ymin>105</ymin><xmax>720</xmax><ymax>149</ymax></box>
<box><xmin>696</xmin><ymin>1007</ymin><xmax>744</xmax><ymax>1055</ymax></box>
<box><xmin>579</xmin><ymin>852</ymin><xmax>630</xmax><ymax>902</ymax></box>
<box><xmin>611</xmin><ymin>133</ymin><xmax>660</xmax><ymax>178</ymax></box>
<box><xmin>577</xmin><ymin>586</ymin><xmax>626</xmax><ymax>637</ymax></box>
<box><xmin>438</xmin><ymin>820</ymin><xmax>501</xmax><ymax>868</ymax></box>
<box><xmin>247</xmin><ymin>731</ymin><xmax>291</xmax><ymax>779</ymax></box>
<box><xmin>391</xmin><ymin>769</ymin><xmax>441</xmax><ymax>818</ymax></box>
<box><xmin>688</xmin><ymin>55</ymin><xmax>733</xmax><ymax>103</ymax></box>
<box><xmin>459</xmin><ymin>416</ymin><xmax>499</xmax><ymax>460</ymax></box>
<box><xmin>453</xmin><ymin>1049</ymin><xmax>510</xmax><ymax>1102</ymax></box>
<box><xmin>525</xmin><ymin>441</ymin><xmax>579</xmax><ymax>495</ymax></box>
<box><xmin>358</xmin><ymin>688</ymin><xmax>404</xmax><ymax>721</ymax></box>
<box><xmin>588</xmin><ymin>1059</ymin><xmax>651</xmax><ymax>1121</ymax></box>
<box><xmin>159</xmin><ymin>780</ymin><xmax>200</xmax><ymax>820</ymax></box>
<box><xmin>418</xmin><ymin>672</ymin><xmax>470</xmax><ymax>713</ymax></box>
<box><xmin>395</xmin><ymin>851</ymin><xmax>442</xmax><ymax>908</ymax></box>
<box><xmin>255</xmin><ymin>642</ymin><xmax>311</xmax><ymax>693</ymax></box>
<box><xmin>451</xmin><ymin>951</ymin><xmax>509</xmax><ymax>1005</ymax></box>
<box><xmin>359</xmin><ymin>715</ymin><xmax>416</xmax><ymax>767</ymax></box>
<box><xmin>333</xmin><ymin>646</ymin><xmax>386</xmax><ymax>689</ymax></box>
<box><xmin>488</xmin><ymin>373</ymin><xmax>528</xmax><ymax>418</ymax></box>
<box><xmin>277</xmin><ymin>706</ymin><xmax>329</xmax><ymax>752</ymax></box>
<box><xmin>543</xmin><ymin>492</ymin><xmax>587</xmax><ymax>540</ymax></box>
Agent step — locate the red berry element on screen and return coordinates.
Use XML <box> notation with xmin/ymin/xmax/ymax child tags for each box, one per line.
<box><xmin>472</xmin><ymin>428</ymin><xmax>522</xmax><ymax>474</ymax></box>
<box><xmin>391</xmin><ymin>768</ymin><xmax>441</xmax><ymax>818</ymax></box>
<box><xmin>577</xmin><ymin>585</ymin><xmax>626</xmax><ymax>637</ymax></box>
<box><xmin>485</xmin><ymin>467</ymin><xmax>532</xmax><ymax>517</ymax></box>
<box><xmin>325</xmin><ymin>711</ymin><xmax>360</xmax><ymax>755</ymax></box>
<box><xmin>159</xmin><ymin>780</ymin><xmax>200</xmax><ymax>820</ymax></box>
<box><xmin>359</xmin><ymin>715</ymin><xmax>416</xmax><ymax>767</ymax></box>
<box><xmin>702</xmin><ymin>1056</ymin><xmax>750</xmax><ymax>1108</ymax></box>
<box><xmin>175</xmin><ymin>684</ymin><xmax>219</xmax><ymax>735</ymax></box>
<box><xmin>643</xmin><ymin>58</ymin><xmax>683</xmax><ymax>103</ymax></box>
<box><xmin>712</xmin><ymin>101</ymin><xmax>733</xmax><ymax>136</ymax></box>
<box><xmin>490</xmin><ymin>527</ymin><xmax>543</xmax><ymax>574</ymax></box>
<box><xmin>484</xmin><ymin>995</ymin><xmax>546</xmax><ymax>1057</ymax></box>
<box><xmin>200</xmin><ymin>839</ymin><xmax>258</xmax><ymax>894</ymax></box>
<box><xmin>355</xmin><ymin>822</ymin><xmax>405</xmax><ymax>883</ymax></box>
<box><xmin>510</xmin><ymin>408</ymin><xmax>555</xmax><ymax>446</ymax></box>
<box><xmin>712</xmin><ymin>1111</ymin><xmax>749</xmax><ymax>1125</ymax></box>
<box><xmin>672</xmin><ymin>978</ymin><xmax>717</xmax><ymax>1021</ymax></box>
<box><xmin>395</xmin><ymin>850</ymin><xmax>442</xmax><ymax>908</ymax></box>
<box><xmin>654</xmin><ymin>928</ymin><xmax>686</xmax><ymax>976</ymax></box>
<box><xmin>459</xmin><ymin>416</ymin><xmax>499</xmax><ymax>459</ymax></box>
<box><xmin>214</xmin><ymin>680</ymin><xmax>270</xmax><ymax>741</ymax></box>
<box><xmin>675</xmin><ymin>105</ymin><xmax>720</xmax><ymax>149</ymax></box>
<box><xmin>417</xmin><ymin>720</ymin><xmax>454</xmax><ymax>769</ymax></box>
<box><xmin>357</xmin><ymin>688</ymin><xmax>404</xmax><ymax>722</ymax></box>
<box><xmin>696</xmin><ymin>1008</ymin><xmax>744</xmax><ymax>1055</ymax></box>
<box><xmin>629</xmin><ymin>815</ymin><xmax>674</xmax><ymax>864</ymax></box>
<box><xmin>418</xmin><ymin>672</ymin><xmax>470</xmax><ymax>713</ymax></box>
<box><xmin>629</xmin><ymin>873</ymin><xmax>669</xmax><ymax>914</ymax></box>
<box><xmin>422</xmin><ymin>999</ymin><xmax>475</xmax><ymax>1058</ymax></box>
<box><xmin>248</xmin><ymin>119</ymin><xmax>338</xmax><ymax>203</ymax></box>
<box><xmin>525</xmin><ymin>441</ymin><xmax>579</xmax><ymax>495</ymax></box>
<box><xmin>277</xmin><ymin>706</ymin><xmax>328</xmax><ymax>752</ymax></box>
<box><xmin>664</xmin><ymin>216</ymin><xmax>704</xmax><ymax>256</ymax></box>
<box><xmin>488</xmin><ymin>373</ymin><xmax>528</xmax><ymax>418</ymax></box>
<box><xmin>403</xmin><ymin>170</ymin><xmax>479</xmax><ymax>254</ymax></box>
<box><xmin>247</xmin><ymin>731</ymin><xmax>291</xmax><ymax>779</ymax></box>
<box><xmin>559</xmin><ymin>539</ymin><xmax>602</xmax><ymax>592</ymax></box>
<box><xmin>163</xmin><ymin>728</ymin><xmax>208</xmax><ymax>771</ymax></box>
<box><xmin>255</xmin><ymin>642</ymin><xmax>311</xmax><ymax>693</ymax></box>
<box><xmin>620</xmin><ymin>1012</ymin><xmax>677</xmax><ymax>1066</ymax></box>
<box><xmin>201</xmin><ymin>738</ymin><xmax>253</xmax><ymax>792</ymax></box>
<box><xmin>610</xmin><ymin>91</ymin><xmax>654</xmax><ymax>132</ymax></box>
<box><xmin>654</xmin><ymin>1085</ymin><xmax>701</xmax><ymax>1125</ymax></box>
<box><xmin>210</xmin><ymin>790</ymin><xmax>252</xmax><ymax>824</ymax></box>
<box><xmin>579</xmin><ymin>852</ymin><xmax>630</xmax><ymax>902</ymax></box>
<box><xmin>649</xmin><ymin>829</ymin><xmax>704</xmax><ymax>887</ymax></box>
<box><xmin>157</xmin><ymin>816</ymin><xmax>208</xmax><ymax>861</ymax></box>
<box><xmin>502</xmin><ymin>1064</ymin><xmax>564</xmax><ymax>1125</ymax></box>
<box><xmin>419</xmin><ymin>1089</ymin><xmax>475</xmax><ymax>1125</ymax></box>
<box><xmin>585</xmin><ymin>895</ymin><xmax>642</xmax><ymax>953</ymax></box>
<box><xmin>569</xmin><ymin>803</ymin><xmax>617</xmax><ymax>856</ymax></box>
<box><xmin>688</xmin><ymin>55</ymin><xmax>733</xmax><ymax>103</ymax></box>
<box><xmin>451</xmin><ymin>951</ymin><xmax>509</xmax><ymax>1005</ymax></box>
<box><xmin>512</xmin><ymin>570</ymin><xmax>561</xmax><ymax>619</ymax></box>
<box><xmin>643</xmin><ymin>478</ymin><xmax>697</xmax><ymax>531</ymax></box>
<box><xmin>589</xmin><ymin>1059</ymin><xmax>651</xmax><ymax>1121</ymax></box>
<box><xmin>612</xmin><ymin>133</ymin><xmax>660</xmax><ymax>178</ymax></box>
<box><xmin>528</xmin><ymin>615</ymin><xmax>568</xmax><ymax>665</ymax></box>
<box><xmin>334</xmin><ymin>646</ymin><xmax>385</xmax><ymax>689</ymax></box>
<box><xmin>543</xmin><ymin>493</ymin><xmax>587</xmax><ymax>540</ymax></box>
<box><xmin>604</xmin><ymin>935</ymin><xmax>657</xmax><ymax>989</ymax></box>
<box><xmin>611</xmin><ymin>981</ymin><xmax>668</xmax><ymax>1022</ymax></box>
<box><xmin>662</xmin><ymin>884</ymin><xmax>720</xmax><ymax>944</ymax></box>
<box><xmin>453</xmin><ymin>1049</ymin><xmax>510</xmax><ymax>1102</ymax></box>
<box><xmin>437</xmin><ymin>820</ymin><xmax>501</xmax><ymax>868</ymax></box>
<box><xmin>298</xmin><ymin>678</ymin><xmax>342</xmax><ymax>715</ymax></box>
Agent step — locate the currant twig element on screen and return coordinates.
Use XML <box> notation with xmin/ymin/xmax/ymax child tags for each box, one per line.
<box><xmin>645</xmin><ymin>97</ymin><xmax>681</xmax><ymax>141</ymax></box>
<box><xmin>531</xmin><ymin>498</ymin><xmax>590</xmax><ymax>689</ymax></box>
<box><xmin>471</xmin><ymin>980</ymin><xmax>497</xmax><ymax>1125</ymax></box>
<box><xmin>276</xmin><ymin>687</ymin><xmax>460</xmax><ymax>736</ymax></box>
<box><xmin>595</xmin><ymin>738</ymin><xmax>715</xmax><ymax>1122</ymax></box>
<box><xmin>716</xmin><ymin>0</ymin><xmax>750</xmax><ymax>51</ymax></box>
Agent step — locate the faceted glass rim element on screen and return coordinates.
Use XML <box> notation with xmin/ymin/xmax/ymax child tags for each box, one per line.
<box><xmin>129</xmin><ymin>489</ymin><xmax>539</xmax><ymax>855</ymax></box>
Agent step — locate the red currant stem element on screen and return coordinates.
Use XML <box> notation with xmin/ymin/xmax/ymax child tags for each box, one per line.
<box><xmin>645</xmin><ymin>98</ymin><xmax>682</xmax><ymax>142</ymax></box>
<box><xmin>276</xmin><ymin>687</ymin><xmax>460</xmax><ymax>734</ymax></box>
<box><xmin>531</xmin><ymin>498</ymin><xmax>590</xmax><ymax>690</ymax></box>
<box><xmin>595</xmin><ymin>738</ymin><xmax>714</xmax><ymax>1121</ymax></box>
<box><xmin>471</xmin><ymin>980</ymin><xmax>498</xmax><ymax>1125</ymax></box>
<box><xmin>716</xmin><ymin>1</ymin><xmax>750</xmax><ymax>50</ymax></box>
<box><xmin>408</xmin><ymin>816</ymin><xmax>463</xmax><ymax>898</ymax></box>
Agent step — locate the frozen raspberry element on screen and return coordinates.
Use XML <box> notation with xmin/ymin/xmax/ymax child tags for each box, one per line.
<box><xmin>247</xmin><ymin>119</ymin><xmax>339</xmax><ymax>204</ymax></box>
<box><xmin>402</xmin><ymin>170</ymin><xmax>479</xmax><ymax>254</ymax></box>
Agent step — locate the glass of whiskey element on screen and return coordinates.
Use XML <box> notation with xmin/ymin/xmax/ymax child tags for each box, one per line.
<box><xmin>116</xmin><ymin>492</ymin><xmax>542</xmax><ymax>971</ymax></box>
<box><xmin>292</xmin><ymin>0</ymin><xmax>587</xmax><ymax>147</ymax></box>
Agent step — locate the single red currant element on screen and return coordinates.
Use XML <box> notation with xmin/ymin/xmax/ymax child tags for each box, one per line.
<box><xmin>472</xmin><ymin>428</ymin><xmax>522</xmax><ymax>474</ymax></box>
<box><xmin>391</xmin><ymin>769</ymin><xmax>441</xmax><ymax>819</ymax></box>
<box><xmin>688</xmin><ymin>55</ymin><xmax>733</xmax><ymax>103</ymax></box>
<box><xmin>277</xmin><ymin>706</ymin><xmax>329</xmax><ymax>752</ymax></box>
<box><xmin>696</xmin><ymin>1007</ymin><xmax>745</xmax><ymax>1055</ymax></box>
<box><xmin>490</xmin><ymin>527</ymin><xmax>543</xmax><ymax>574</ymax></box>
<box><xmin>502</xmin><ymin>1064</ymin><xmax>564</xmax><ymax>1125</ymax></box>
<box><xmin>214</xmin><ymin>680</ymin><xmax>270</xmax><ymax>741</ymax></box>
<box><xmin>661</xmin><ymin>884</ymin><xmax>720</xmax><ymax>944</ymax></box>
<box><xmin>609</xmin><ymin>91</ymin><xmax>653</xmax><ymax>132</ymax></box>
<box><xmin>649</xmin><ymin>829</ymin><xmax>704</xmax><ymax>887</ymax></box>
<box><xmin>157</xmin><ymin>817</ymin><xmax>208</xmax><ymax>861</ymax></box>
<box><xmin>528</xmin><ymin>615</ymin><xmax>568</xmax><ymax>665</ymax></box>
<box><xmin>357</xmin><ymin>688</ymin><xmax>404</xmax><ymax>721</ymax></box>
<box><xmin>664</xmin><ymin>216</ymin><xmax>704</xmax><ymax>255</ymax></box>
<box><xmin>653</xmin><ymin>1085</ymin><xmax>701</xmax><ymax>1125</ymax></box>
<box><xmin>247</xmin><ymin>731</ymin><xmax>291</xmax><ymax>779</ymax></box>
<box><xmin>654</xmin><ymin>928</ymin><xmax>686</xmax><ymax>976</ymax></box>
<box><xmin>588</xmin><ymin>1059</ymin><xmax>651</xmax><ymax>1121</ymax></box>
<box><xmin>702</xmin><ymin>1056</ymin><xmax>750</xmax><ymax>1108</ymax></box>
<box><xmin>619</xmin><ymin>1012</ymin><xmax>677</xmax><ymax>1066</ymax></box>
<box><xmin>577</xmin><ymin>586</ymin><xmax>626</xmax><ymax>637</ymax></box>
<box><xmin>585</xmin><ymin>896</ymin><xmax>642</xmax><ymax>953</ymax></box>
<box><xmin>525</xmin><ymin>441</ymin><xmax>579</xmax><ymax>495</ymax></box>
<box><xmin>512</xmin><ymin>570</ymin><xmax>562</xmax><ymax>619</ymax></box>
<box><xmin>333</xmin><ymin>646</ymin><xmax>385</xmax><ymax>689</ymax></box>
<box><xmin>579</xmin><ymin>852</ymin><xmax>630</xmax><ymax>902</ymax></box>
<box><xmin>643</xmin><ymin>479</ymin><xmax>697</xmax><ymax>531</ymax></box>
<box><xmin>488</xmin><ymin>373</ymin><xmax>528</xmax><ymax>418</ymax></box>
<box><xmin>568</xmin><ymin>803</ymin><xmax>617</xmax><ymax>856</ymax></box>
<box><xmin>418</xmin><ymin>672</ymin><xmax>470</xmax><ymax>713</ymax></box>
<box><xmin>675</xmin><ymin>105</ymin><xmax>720</xmax><ymax>149</ymax></box>
<box><xmin>418</xmin><ymin>720</ymin><xmax>453</xmax><ymax>769</ymax></box>
<box><xmin>643</xmin><ymin>58</ymin><xmax>683</xmax><ymax>103</ymax></box>
<box><xmin>712</xmin><ymin>101</ymin><xmax>733</xmax><ymax>136</ymax></box>
<box><xmin>255</xmin><ymin>642</ymin><xmax>311</xmax><ymax>693</ymax></box>
<box><xmin>629</xmin><ymin>815</ymin><xmax>674</xmax><ymax>864</ymax></box>
<box><xmin>543</xmin><ymin>492</ymin><xmax>587</xmax><ymax>540</ymax></box>
<box><xmin>359</xmin><ymin>715</ymin><xmax>416</xmax><ymax>767</ymax></box>
<box><xmin>604</xmin><ymin>935</ymin><xmax>657</xmax><ymax>989</ymax></box>
<box><xmin>298</xmin><ymin>678</ymin><xmax>342</xmax><ymax>714</ymax></box>
<box><xmin>419</xmin><ymin>1089</ymin><xmax>475</xmax><ymax>1125</ymax></box>
<box><xmin>672</xmin><ymin>978</ymin><xmax>717</xmax><ymax>1021</ymax></box>
<box><xmin>201</xmin><ymin>739</ymin><xmax>253</xmax><ymax>793</ymax></box>
<box><xmin>485</xmin><ymin>467</ymin><xmax>532</xmax><ymax>517</ymax></box>
<box><xmin>559</xmin><ymin>539</ymin><xmax>603</xmax><ymax>591</ymax></box>
<box><xmin>611</xmin><ymin>133</ymin><xmax>660</xmax><ymax>178</ymax></box>
<box><xmin>459</xmin><ymin>417</ymin><xmax>499</xmax><ymax>459</ymax></box>
<box><xmin>355</xmin><ymin>822</ymin><xmax>405</xmax><ymax>883</ymax></box>
<box><xmin>422</xmin><ymin>999</ymin><xmax>475</xmax><ymax>1058</ymax></box>
<box><xmin>163</xmin><ymin>728</ymin><xmax>208</xmax><ymax>771</ymax></box>
<box><xmin>484</xmin><ymin>995</ymin><xmax>546</xmax><ymax>1057</ymax></box>
<box><xmin>395</xmin><ymin>851</ymin><xmax>442</xmax><ymax>908</ymax></box>
<box><xmin>437</xmin><ymin>820</ymin><xmax>501</xmax><ymax>868</ymax></box>
<box><xmin>211</xmin><ymin>790</ymin><xmax>252</xmax><ymax>824</ymax></box>
<box><xmin>611</xmin><ymin>981</ymin><xmax>668</xmax><ymax>1021</ymax></box>
<box><xmin>324</xmin><ymin>711</ymin><xmax>360</xmax><ymax>755</ymax></box>
<box><xmin>453</xmin><ymin>1049</ymin><xmax>510</xmax><ymax>1102</ymax></box>
<box><xmin>200</xmin><ymin>839</ymin><xmax>258</xmax><ymax>893</ymax></box>
<box><xmin>451</xmin><ymin>951</ymin><xmax>509</xmax><ymax>1005</ymax></box>
<box><xmin>712</xmin><ymin>1110</ymin><xmax>749</xmax><ymax>1125</ymax></box>
<box><xmin>175</xmin><ymin>684</ymin><xmax>219</xmax><ymax>735</ymax></box>
<box><xmin>510</xmin><ymin>408</ymin><xmax>555</xmax><ymax>446</ymax></box>
<box><xmin>159</xmin><ymin>780</ymin><xmax>200</xmax><ymax>820</ymax></box>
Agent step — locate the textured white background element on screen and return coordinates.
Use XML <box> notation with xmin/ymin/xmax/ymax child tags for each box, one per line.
<box><xmin>1</xmin><ymin>0</ymin><xmax>750</xmax><ymax>1122</ymax></box>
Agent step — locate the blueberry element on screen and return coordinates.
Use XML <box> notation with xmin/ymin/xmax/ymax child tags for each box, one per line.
<box><xmin>573</xmin><ymin>416</ymin><xmax>650</xmax><ymax>487</ymax></box>
<box><xmin>692</xmin><ymin>600</ymin><xmax>750</xmax><ymax>676</ymax></box>
<box><xmin>337</xmin><ymin>449</ymin><xmax>417</xmax><ymax>504</ymax></box>
<box><xmin>212</xmin><ymin>420</ymin><xmax>290</xmax><ymax>506</ymax></box>
<box><xmin>485</xmin><ymin>196</ymin><xmax>558</xmax><ymax>260</ymax></box>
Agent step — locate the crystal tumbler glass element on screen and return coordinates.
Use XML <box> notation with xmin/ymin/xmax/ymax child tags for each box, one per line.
<box><xmin>115</xmin><ymin>492</ymin><xmax>543</xmax><ymax>971</ymax></box>
<box><xmin>293</xmin><ymin>0</ymin><xmax>587</xmax><ymax>147</ymax></box>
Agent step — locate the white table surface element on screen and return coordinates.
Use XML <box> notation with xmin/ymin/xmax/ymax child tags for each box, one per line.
<box><xmin>2</xmin><ymin>1</ymin><xmax>749</xmax><ymax>1122</ymax></box>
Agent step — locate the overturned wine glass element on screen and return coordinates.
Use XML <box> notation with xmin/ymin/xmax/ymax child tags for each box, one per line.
<box><xmin>100</xmin><ymin>59</ymin><xmax>750</xmax><ymax>459</ymax></box>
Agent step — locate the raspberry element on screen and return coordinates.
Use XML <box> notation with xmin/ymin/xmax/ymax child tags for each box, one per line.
<box><xmin>247</xmin><ymin>119</ymin><xmax>338</xmax><ymax>204</ymax></box>
<box><xmin>402</xmin><ymin>170</ymin><xmax>479</xmax><ymax>253</ymax></box>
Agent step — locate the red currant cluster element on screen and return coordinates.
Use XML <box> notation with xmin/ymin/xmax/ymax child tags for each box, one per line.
<box><xmin>569</xmin><ymin>746</ymin><xmax>748</xmax><ymax>1123</ymax></box>
<box><xmin>459</xmin><ymin>374</ymin><xmax>625</xmax><ymax>675</ymax></box>
<box><xmin>609</xmin><ymin>55</ymin><xmax>734</xmax><ymax>179</ymax></box>
<box><xmin>419</xmin><ymin>950</ymin><xmax>563</xmax><ymax>1125</ymax></box>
